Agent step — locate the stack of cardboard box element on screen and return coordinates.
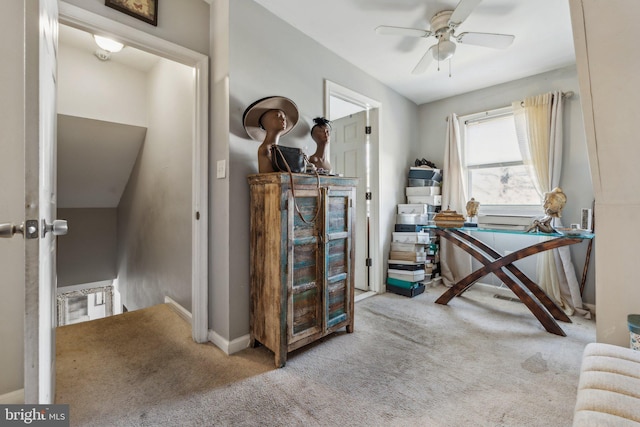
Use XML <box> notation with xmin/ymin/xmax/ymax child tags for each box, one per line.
<box><xmin>386</xmin><ymin>166</ymin><xmax>443</xmax><ymax>297</ymax></box>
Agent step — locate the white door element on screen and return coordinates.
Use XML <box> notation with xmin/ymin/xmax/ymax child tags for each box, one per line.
<box><xmin>25</xmin><ymin>0</ymin><xmax>61</xmax><ymax>404</ymax></box>
<box><xmin>331</xmin><ymin>111</ymin><xmax>369</xmax><ymax>291</ymax></box>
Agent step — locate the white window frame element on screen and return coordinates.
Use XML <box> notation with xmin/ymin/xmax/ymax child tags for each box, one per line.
<box><xmin>459</xmin><ymin>107</ymin><xmax>543</xmax><ymax>217</ymax></box>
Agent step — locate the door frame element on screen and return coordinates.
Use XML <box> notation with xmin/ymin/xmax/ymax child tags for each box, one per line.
<box><xmin>57</xmin><ymin>2</ymin><xmax>209</xmax><ymax>342</ymax></box>
<box><xmin>324</xmin><ymin>80</ymin><xmax>382</xmax><ymax>294</ymax></box>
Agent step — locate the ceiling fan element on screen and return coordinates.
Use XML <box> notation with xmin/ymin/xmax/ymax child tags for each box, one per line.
<box><xmin>375</xmin><ymin>0</ymin><xmax>515</xmax><ymax>74</ymax></box>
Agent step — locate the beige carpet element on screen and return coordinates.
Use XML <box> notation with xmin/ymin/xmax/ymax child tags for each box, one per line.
<box><xmin>56</xmin><ymin>284</ymin><xmax>595</xmax><ymax>426</ymax></box>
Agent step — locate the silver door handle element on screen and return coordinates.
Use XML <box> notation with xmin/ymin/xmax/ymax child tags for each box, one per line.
<box><xmin>43</xmin><ymin>219</ymin><xmax>68</xmax><ymax>237</ymax></box>
<box><xmin>0</xmin><ymin>222</ymin><xmax>24</xmax><ymax>238</ymax></box>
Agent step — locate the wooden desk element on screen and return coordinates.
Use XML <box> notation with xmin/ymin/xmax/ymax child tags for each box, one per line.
<box><xmin>429</xmin><ymin>226</ymin><xmax>593</xmax><ymax>336</ymax></box>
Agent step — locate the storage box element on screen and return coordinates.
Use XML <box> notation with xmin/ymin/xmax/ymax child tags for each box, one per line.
<box><xmin>394</xmin><ymin>224</ymin><xmax>429</xmax><ymax>232</ymax></box>
<box><xmin>389</xmin><ymin>250</ymin><xmax>426</xmax><ymax>262</ymax></box>
<box><xmin>390</xmin><ymin>242</ymin><xmax>426</xmax><ymax>252</ymax></box>
<box><xmin>406</xmin><ymin>195</ymin><xmax>442</xmax><ymax>206</ymax></box>
<box><xmin>388</xmin><ymin>262</ymin><xmax>425</xmax><ymax>271</ymax></box>
<box><xmin>397</xmin><ymin>204</ymin><xmax>428</xmax><ymax>214</ymax></box>
<box><xmin>406</xmin><ymin>186</ymin><xmax>441</xmax><ymax>196</ymax></box>
<box><xmin>408</xmin><ymin>167</ymin><xmax>442</xmax><ymax>181</ymax></box>
<box><xmin>395</xmin><ymin>213</ymin><xmax>434</xmax><ymax>225</ymax></box>
<box><xmin>408</xmin><ymin>178</ymin><xmax>439</xmax><ymax>187</ymax></box>
<box><xmin>386</xmin><ymin>281</ymin><xmax>426</xmax><ymax>298</ymax></box>
<box><xmin>388</xmin><ymin>269</ymin><xmax>426</xmax><ymax>282</ymax></box>
<box><xmin>392</xmin><ymin>232</ymin><xmax>431</xmax><ymax>244</ymax></box>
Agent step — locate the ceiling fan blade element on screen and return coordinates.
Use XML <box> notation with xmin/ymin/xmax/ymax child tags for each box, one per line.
<box><xmin>412</xmin><ymin>45</ymin><xmax>435</xmax><ymax>74</ymax></box>
<box><xmin>456</xmin><ymin>32</ymin><xmax>515</xmax><ymax>49</ymax></box>
<box><xmin>375</xmin><ymin>25</ymin><xmax>431</xmax><ymax>38</ymax></box>
<box><xmin>448</xmin><ymin>0</ymin><xmax>482</xmax><ymax>27</ymax></box>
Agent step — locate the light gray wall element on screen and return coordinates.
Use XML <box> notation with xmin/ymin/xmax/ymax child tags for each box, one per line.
<box><xmin>215</xmin><ymin>0</ymin><xmax>419</xmax><ymax>341</ymax></box>
<box><xmin>57</xmin><ymin>208</ymin><xmax>117</xmax><ymax>287</ymax></box>
<box><xmin>417</xmin><ymin>65</ymin><xmax>596</xmax><ymax>304</ymax></box>
<box><xmin>62</xmin><ymin>0</ymin><xmax>209</xmax><ymax>56</ymax></box>
<box><xmin>117</xmin><ymin>58</ymin><xmax>194</xmax><ymax>311</ymax></box>
<box><xmin>58</xmin><ymin>41</ymin><xmax>148</xmax><ymax>127</ymax></box>
<box><xmin>0</xmin><ymin>0</ymin><xmax>26</xmax><ymax>397</ymax></box>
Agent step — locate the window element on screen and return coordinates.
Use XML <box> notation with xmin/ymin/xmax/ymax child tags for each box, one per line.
<box><xmin>460</xmin><ymin>107</ymin><xmax>542</xmax><ymax>215</ymax></box>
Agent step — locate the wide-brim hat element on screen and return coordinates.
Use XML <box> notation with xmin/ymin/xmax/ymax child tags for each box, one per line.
<box><xmin>242</xmin><ymin>96</ymin><xmax>299</xmax><ymax>141</ymax></box>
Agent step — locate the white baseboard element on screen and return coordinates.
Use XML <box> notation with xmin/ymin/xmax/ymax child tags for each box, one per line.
<box><xmin>208</xmin><ymin>330</ymin><xmax>251</xmax><ymax>355</ymax></box>
<box><xmin>164</xmin><ymin>296</ymin><xmax>192</xmax><ymax>325</ymax></box>
<box><xmin>0</xmin><ymin>389</ymin><xmax>24</xmax><ymax>404</ymax></box>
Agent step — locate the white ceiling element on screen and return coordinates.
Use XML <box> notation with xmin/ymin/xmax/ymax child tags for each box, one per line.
<box><xmin>252</xmin><ymin>0</ymin><xmax>576</xmax><ymax>105</ymax></box>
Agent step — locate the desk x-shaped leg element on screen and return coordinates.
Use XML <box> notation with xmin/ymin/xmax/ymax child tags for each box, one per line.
<box><xmin>433</xmin><ymin>228</ymin><xmax>581</xmax><ymax>336</ymax></box>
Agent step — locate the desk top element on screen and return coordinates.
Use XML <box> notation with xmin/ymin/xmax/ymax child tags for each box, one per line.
<box><xmin>425</xmin><ymin>225</ymin><xmax>594</xmax><ymax>240</ymax></box>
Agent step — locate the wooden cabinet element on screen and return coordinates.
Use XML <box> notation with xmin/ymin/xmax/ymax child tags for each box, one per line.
<box><xmin>247</xmin><ymin>173</ymin><xmax>357</xmax><ymax>367</ymax></box>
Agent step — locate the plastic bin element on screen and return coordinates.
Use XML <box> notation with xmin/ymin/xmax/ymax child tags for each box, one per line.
<box><xmin>628</xmin><ymin>314</ymin><xmax>640</xmax><ymax>351</ymax></box>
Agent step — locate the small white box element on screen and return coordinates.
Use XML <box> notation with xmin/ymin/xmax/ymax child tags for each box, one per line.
<box><xmin>396</xmin><ymin>213</ymin><xmax>434</xmax><ymax>224</ymax></box>
<box><xmin>387</xmin><ymin>269</ymin><xmax>426</xmax><ymax>282</ymax></box>
<box><xmin>397</xmin><ymin>204</ymin><xmax>427</xmax><ymax>214</ymax></box>
<box><xmin>405</xmin><ymin>186</ymin><xmax>441</xmax><ymax>196</ymax></box>
<box><xmin>406</xmin><ymin>195</ymin><xmax>442</xmax><ymax>206</ymax></box>
<box><xmin>392</xmin><ymin>232</ymin><xmax>431</xmax><ymax>244</ymax></box>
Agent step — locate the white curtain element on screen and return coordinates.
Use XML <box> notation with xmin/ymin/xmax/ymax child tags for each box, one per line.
<box><xmin>441</xmin><ymin>114</ymin><xmax>472</xmax><ymax>286</ymax></box>
<box><xmin>512</xmin><ymin>92</ymin><xmax>589</xmax><ymax>317</ymax></box>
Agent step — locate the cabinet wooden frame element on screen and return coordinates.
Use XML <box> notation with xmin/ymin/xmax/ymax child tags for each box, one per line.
<box><xmin>248</xmin><ymin>173</ymin><xmax>356</xmax><ymax>367</ymax></box>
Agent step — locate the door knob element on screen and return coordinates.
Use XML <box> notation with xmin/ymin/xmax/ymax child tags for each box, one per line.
<box><xmin>43</xmin><ymin>219</ymin><xmax>68</xmax><ymax>237</ymax></box>
<box><xmin>0</xmin><ymin>222</ymin><xmax>24</xmax><ymax>238</ymax></box>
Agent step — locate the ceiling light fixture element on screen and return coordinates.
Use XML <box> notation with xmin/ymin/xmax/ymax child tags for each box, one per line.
<box><xmin>433</xmin><ymin>38</ymin><xmax>456</xmax><ymax>62</ymax></box>
<box><xmin>93</xmin><ymin>35</ymin><xmax>124</xmax><ymax>53</ymax></box>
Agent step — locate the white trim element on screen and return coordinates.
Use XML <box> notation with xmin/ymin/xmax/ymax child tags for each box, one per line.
<box><xmin>0</xmin><ymin>389</ymin><xmax>24</xmax><ymax>404</ymax></box>
<box><xmin>324</xmin><ymin>80</ymin><xmax>382</xmax><ymax>294</ymax></box>
<box><xmin>208</xmin><ymin>330</ymin><xmax>251</xmax><ymax>355</ymax></box>
<box><xmin>59</xmin><ymin>2</ymin><xmax>209</xmax><ymax>344</ymax></box>
<box><xmin>355</xmin><ymin>291</ymin><xmax>376</xmax><ymax>303</ymax></box>
<box><xmin>164</xmin><ymin>296</ymin><xmax>193</xmax><ymax>324</ymax></box>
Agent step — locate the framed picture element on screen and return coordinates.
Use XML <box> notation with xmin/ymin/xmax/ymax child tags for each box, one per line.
<box><xmin>105</xmin><ymin>0</ymin><xmax>158</xmax><ymax>26</ymax></box>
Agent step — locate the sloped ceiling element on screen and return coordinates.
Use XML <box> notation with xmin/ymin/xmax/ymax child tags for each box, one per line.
<box><xmin>57</xmin><ymin>114</ymin><xmax>146</xmax><ymax>208</ymax></box>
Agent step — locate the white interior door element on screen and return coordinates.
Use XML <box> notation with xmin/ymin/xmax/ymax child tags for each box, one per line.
<box><xmin>24</xmin><ymin>0</ymin><xmax>60</xmax><ymax>404</ymax></box>
<box><xmin>331</xmin><ymin>111</ymin><xmax>369</xmax><ymax>291</ymax></box>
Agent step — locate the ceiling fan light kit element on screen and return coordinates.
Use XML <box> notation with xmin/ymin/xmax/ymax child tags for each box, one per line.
<box><xmin>375</xmin><ymin>0</ymin><xmax>515</xmax><ymax>76</ymax></box>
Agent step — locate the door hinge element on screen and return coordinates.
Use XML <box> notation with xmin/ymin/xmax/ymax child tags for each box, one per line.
<box><xmin>365</xmin><ymin>258</ymin><xmax>372</xmax><ymax>267</ymax></box>
<box><xmin>365</xmin><ymin>192</ymin><xmax>372</xmax><ymax>200</ymax></box>
<box><xmin>365</xmin><ymin>126</ymin><xmax>372</xmax><ymax>135</ymax></box>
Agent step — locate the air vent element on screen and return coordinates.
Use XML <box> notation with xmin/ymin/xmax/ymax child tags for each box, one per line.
<box><xmin>493</xmin><ymin>294</ymin><xmax>522</xmax><ymax>303</ymax></box>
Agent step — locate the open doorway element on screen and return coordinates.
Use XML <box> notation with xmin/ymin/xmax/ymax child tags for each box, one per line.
<box><xmin>56</xmin><ymin>23</ymin><xmax>195</xmax><ymax>325</ymax></box>
<box><xmin>57</xmin><ymin>4</ymin><xmax>209</xmax><ymax>342</ymax></box>
<box><xmin>325</xmin><ymin>81</ymin><xmax>381</xmax><ymax>299</ymax></box>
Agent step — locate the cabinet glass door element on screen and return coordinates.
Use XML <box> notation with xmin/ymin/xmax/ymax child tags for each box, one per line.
<box><xmin>323</xmin><ymin>188</ymin><xmax>353</xmax><ymax>330</ymax></box>
<box><xmin>287</xmin><ymin>189</ymin><xmax>323</xmax><ymax>343</ymax></box>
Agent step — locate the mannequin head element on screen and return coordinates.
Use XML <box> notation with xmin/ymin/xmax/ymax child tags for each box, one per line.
<box><xmin>543</xmin><ymin>187</ymin><xmax>567</xmax><ymax>218</ymax></box>
<box><xmin>311</xmin><ymin>117</ymin><xmax>331</xmax><ymax>145</ymax></box>
<box><xmin>259</xmin><ymin>109</ymin><xmax>288</xmax><ymax>134</ymax></box>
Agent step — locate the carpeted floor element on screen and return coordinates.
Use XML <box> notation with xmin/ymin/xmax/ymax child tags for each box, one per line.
<box><xmin>56</xmin><ymin>284</ymin><xmax>595</xmax><ymax>426</ymax></box>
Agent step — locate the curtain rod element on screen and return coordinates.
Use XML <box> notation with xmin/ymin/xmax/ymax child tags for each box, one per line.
<box><xmin>519</xmin><ymin>90</ymin><xmax>574</xmax><ymax>107</ymax></box>
<box><xmin>445</xmin><ymin>91</ymin><xmax>575</xmax><ymax>121</ymax></box>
